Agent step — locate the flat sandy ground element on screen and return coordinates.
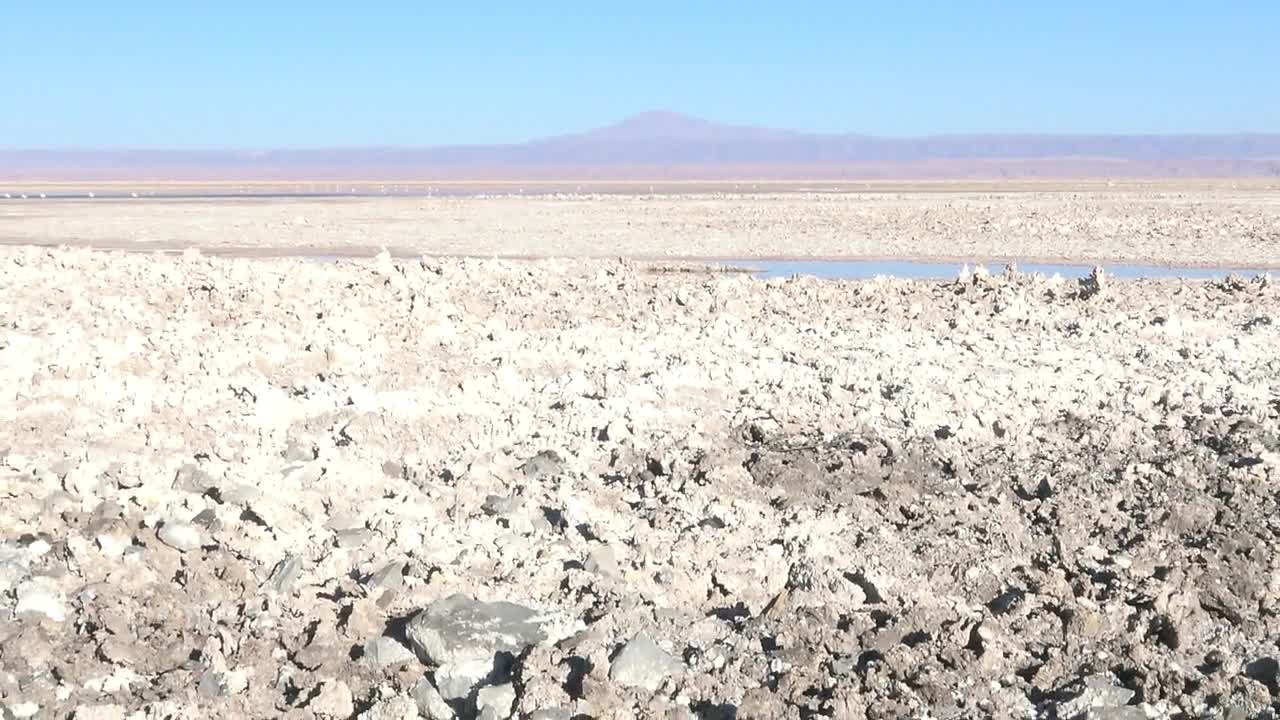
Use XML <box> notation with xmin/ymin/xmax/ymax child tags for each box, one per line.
<box><xmin>2</xmin><ymin>183</ymin><xmax>1279</xmax><ymax>266</ymax></box>
<box><xmin>3</xmin><ymin>245</ymin><xmax>1280</xmax><ymax>718</ymax></box>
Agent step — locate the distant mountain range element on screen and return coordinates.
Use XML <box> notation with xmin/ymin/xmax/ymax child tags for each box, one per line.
<box><xmin>4</xmin><ymin>111</ymin><xmax>1279</xmax><ymax>180</ymax></box>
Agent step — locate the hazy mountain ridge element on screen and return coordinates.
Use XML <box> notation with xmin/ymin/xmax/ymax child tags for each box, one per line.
<box><xmin>3</xmin><ymin>112</ymin><xmax>1279</xmax><ymax>180</ymax></box>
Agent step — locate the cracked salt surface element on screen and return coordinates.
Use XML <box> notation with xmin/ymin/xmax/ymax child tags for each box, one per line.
<box><xmin>3</xmin><ymin>246</ymin><xmax>1279</xmax><ymax>718</ymax></box>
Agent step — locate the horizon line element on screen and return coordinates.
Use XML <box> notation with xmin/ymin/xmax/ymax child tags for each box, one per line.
<box><xmin>4</xmin><ymin>110</ymin><xmax>1280</xmax><ymax>152</ymax></box>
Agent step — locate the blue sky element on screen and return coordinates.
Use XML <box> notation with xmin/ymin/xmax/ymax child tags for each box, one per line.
<box><xmin>2</xmin><ymin>1</ymin><xmax>1276</xmax><ymax>147</ymax></box>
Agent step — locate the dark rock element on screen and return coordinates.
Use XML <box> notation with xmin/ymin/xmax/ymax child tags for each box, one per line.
<box><xmin>1244</xmin><ymin>656</ymin><xmax>1279</xmax><ymax>694</ymax></box>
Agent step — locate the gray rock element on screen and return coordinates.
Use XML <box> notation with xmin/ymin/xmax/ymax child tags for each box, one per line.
<box><xmin>434</xmin><ymin>658</ymin><xmax>495</xmax><ymax>700</ymax></box>
<box><xmin>335</xmin><ymin>528</ymin><xmax>375</xmax><ymax>548</ymax></box>
<box><xmin>362</xmin><ymin>636</ymin><xmax>416</xmax><ymax>668</ymax></box>
<box><xmin>475</xmin><ymin>683</ymin><xmax>516</xmax><ymax>719</ymax></box>
<box><xmin>482</xmin><ymin>494</ymin><xmax>523</xmax><ymax>516</ymax></box>
<box><xmin>294</xmin><ymin>633</ymin><xmax>336</xmax><ymax>671</ymax></box>
<box><xmin>405</xmin><ymin>594</ymin><xmax>581</xmax><ymax>666</ymax></box>
<box><xmin>411</xmin><ymin>677</ymin><xmax>455</xmax><ymax>720</ymax></box>
<box><xmin>520</xmin><ymin>451</ymin><xmax>564</xmax><ymax>479</ymax></box>
<box><xmin>264</xmin><ymin>555</ymin><xmax>302</xmax><ymax>594</ymax></box>
<box><xmin>1244</xmin><ymin>656</ymin><xmax>1279</xmax><ymax>694</ymax></box>
<box><xmin>172</xmin><ymin>464</ymin><xmax>217</xmax><ymax>493</ymax></box>
<box><xmin>196</xmin><ymin>668</ymin><xmax>223</xmax><ymax>697</ymax></box>
<box><xmin>157</xmin><ymin>521</ymin><xmax>203</xmax><ymax>552</ymax></box>
<box><xmin>191</xmin><ymin>507</ymin><xmax>221</xmax><ymax>530</ymax></box>
<box><xmin>406</xmin><ymin>594</ymin><xmax>580</xmax><ymax>701</ymax></box>
<box><xmin>363</xmin><ymin>561</ymin><xmax>406</xmax><ymax>592</ymax></box>
<box><xmin>992</xmin><ymin>687</ymin><xmax>1037</xmax><ymax>719</ymax></box>
<box><xmin>1056</xmin><ymin>674</ymin><xmax>1138</xmax><ymax>720</ymax></box>
<box><xmin>608</xmin><ymin>634</ymin><xmax>684</xmax><ymax>692</ymax></box>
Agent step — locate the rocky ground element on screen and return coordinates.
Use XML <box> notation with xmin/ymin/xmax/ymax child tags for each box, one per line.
<box><xmin>2</xmin><ymin>247</ymin><xmax>1279</xmax><ymax>719</ymax></box>
<box><xmin>2</xmin><ymin>190</ymin><xmax>1280</xmax><ymax>266</ymax></box>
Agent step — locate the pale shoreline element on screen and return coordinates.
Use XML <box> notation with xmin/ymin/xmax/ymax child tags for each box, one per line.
<box><xmin>2</xmin><ymin>187</ymin><xmax>1279</xmax><ymax>267</ymax></box>
<box><xmin>4</xmin><ymin>238</ymin><xmax>1280</xmax><ymax>273</ymax></box>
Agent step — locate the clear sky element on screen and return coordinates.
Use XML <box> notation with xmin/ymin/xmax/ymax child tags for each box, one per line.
<box><xmin>2</xmin><ymin>1</ymin><xmax>1276</xmax><ymax>148</ymax></box>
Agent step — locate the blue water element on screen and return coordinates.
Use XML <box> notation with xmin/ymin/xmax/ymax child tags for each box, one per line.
<box><xmin>732</xmin><ymin>259</ymin><xmax>1272</xmax><ymax>280</ymax></box>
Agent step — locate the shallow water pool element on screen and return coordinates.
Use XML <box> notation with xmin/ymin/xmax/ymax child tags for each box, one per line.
<box><xmin>730</xmin><ymin>259</ymin><xmax>1274</xmax><ymax>280</ymax></box>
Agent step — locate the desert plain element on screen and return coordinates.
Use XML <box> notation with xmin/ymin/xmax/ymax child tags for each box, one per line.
<box><xmin>1</xmin><ymin>184</ymin><xmax>1279</xmax><ymax>719</ymax></box>
<box><xmin>1</xmin><ymin>183</ymin><xmax>1279</xmax><ymax>265</ymax></box>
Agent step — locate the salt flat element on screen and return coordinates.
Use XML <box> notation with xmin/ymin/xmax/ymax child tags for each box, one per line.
<box><xmin>2</xmin><ymin>187</ymin><xmax>1279</xmax><ymax>266</ymax></box>
<box><xmin>2</xmin><ymin>245</ymin><xmax>1279</xmax><ymax>717</ymax></box>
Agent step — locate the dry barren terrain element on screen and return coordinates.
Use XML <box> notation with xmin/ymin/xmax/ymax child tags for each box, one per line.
<box><xmin>3</xmin><ymin>186</ymin><xmax>1280</xmax><ymax>718</ymax></box>
<box><xmin>2</xmin><ymin>245</ymin><xmax>1279</xmax><ymax>719</ymax></box>
<box><xmin>2</xmin><ymin>187</ymin><xmax>1279</xmax><ymax>266</ymax></box>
